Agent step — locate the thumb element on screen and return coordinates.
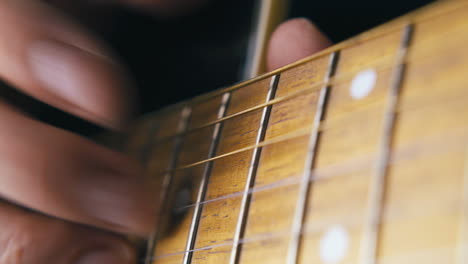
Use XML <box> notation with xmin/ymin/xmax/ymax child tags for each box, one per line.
<box><xmin>267</xmin><ymin>18</ymin><xmax>332</xmax><ymax>71</ymax></box>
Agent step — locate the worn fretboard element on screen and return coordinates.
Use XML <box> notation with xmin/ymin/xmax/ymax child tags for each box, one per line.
<box><xmin>121</xmin><ymin>0</ymin><xmax>468</xmax><ymax>263</ymax></box>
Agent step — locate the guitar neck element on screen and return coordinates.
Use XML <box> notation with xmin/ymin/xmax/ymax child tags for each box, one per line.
<box><xmin>121</xmin><ymin>0</ymin><xmax>468</xmax><ymax>263</ymax></box>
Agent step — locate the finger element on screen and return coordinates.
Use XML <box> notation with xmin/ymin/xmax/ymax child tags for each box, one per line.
<box><xmin>0</xmin><ymin>101</ymin><xmax>156</xmax><ymax>236</ymax></box>
<box><xmin>0</xmin><ymin>199</ymin><xmax>135</xmax><ymax>264</ymax></box>
<box><xmin>0</xmin><ymin>0</ymin><xmax>135</xmax><ymax>129</ymax></box>
<box><xmin>267</xmin><ymin>18</ymin><xmax>332</xmax><ymax>71</ymax></box>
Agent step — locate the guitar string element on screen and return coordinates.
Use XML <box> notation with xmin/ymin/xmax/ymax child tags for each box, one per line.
<box><xmin>145</xmin><ymin>177</ymin><xmax>465</xmax><ymax>261</ymax></box>
<box><xmin>136</xmin><ymin>93</ymin><xmax>468</xmax><ymax>245</ymax></box>
<box><xmin>131</xmin><ymin>14</ymin><xmax>465</xmax><ymax>145</ymax></box>
<box><xmin>141</xmin><ymin>0</ymin><xmax>466</xmax><ymax>115</ymax></box>
<box><xmin>147</xmin><ymin>147</ymin><xmax>465</xmax><ymax>261</ymax></box>
<box><xmin>135</xmin><ymin>25</ymin><xmax>468</xmax><ymax>253</ymax></box>
<box><xmin>150</xmin><ymin>245</ymin><xmax>468</xmax><ymax>264</ymax></box>
<box><xmin>173</xmin><ymin>44</ymin><xmax>468</xmax><ymax>170</ymax></box>
<box><xmin>144</xmin><ymin>75</ymin><xmax>468</xmax><ymax>264</ymax></box>
<box><xmin>149</xmin><ymin>123</ymin><xmax>460</xmax><ymax>260</ymax></box>
<box><xmin>147</xmin><ymin>203</ymin><xmax>461</xmax><ymax>261</ymax></box>
<box><xmin>135</xmin><ymin>55</ymin><xmax>393</xmax><ymax>147</ymax></box>
<box><xmin>132</xmin><ymin>13</ymin><xmax>468</xmax><ymax>149</ymax></box>
<box><xmin>152</xmin><ymin>83</ymin><xmax>468</xmax><ymax>179</ymax></box>
<box><xmin>140</xmin><ymin>4</ymin><xmax>468</xmax><ymax>262</ymax></box>
<box><xmin>132</xmin><ymin>46</ymin><xmax>465</xmax><ymax>178</ymax></box>
<box><xmin>172</xmin><ymin>117</ymin><xmax>468</xmax><ymax>212</ymax></box>
<box><xmin>138</xmin><ymin>93</ymin><xmax>468</xmax><ymax>235</ymax></box>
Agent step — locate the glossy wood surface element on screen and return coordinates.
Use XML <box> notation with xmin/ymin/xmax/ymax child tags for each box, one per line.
<box><xmin>120</xmin><ymin>1</ymin><xmax>468</xmax><ymax>263</ymax></box>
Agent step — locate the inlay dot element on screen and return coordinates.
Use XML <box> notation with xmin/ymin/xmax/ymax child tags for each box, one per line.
<box><xmin>319</xmin><ymin>225</ymin><xmax>349</xmax><ymax>263</ymax></box>
<box><xmin>349</xmin><ymin>69</ymin><xmax>377</xmax><ymax>99</ymax></box>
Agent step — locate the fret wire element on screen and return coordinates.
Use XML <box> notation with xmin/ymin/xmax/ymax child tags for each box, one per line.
<box><xmin>189</xmin><ymin>55</ymin><xmax>391</xmax><ymax>129</ymax></box>
<box><xmin>142</xmin><ymin>87</ymin><xmax>468</xmax><ymax>199</ymax></box>
<box><xmin>148</xmin><ymin>190</ymin><xmax>466</xmax><ymax>262</ymax></box>
<box><xmin>147</xmin><ymin>124</ymin><xmax>468</xmax><ymax>261</ymax></box>
<box><xmin>148</xmin><ymin>116</ymin><xmax>468</xmax><ymax>262</ymax></box>
<box><xmin>229</xmin><ymin>74</ymin><xmax>280</xmax><ymax>264</ymax></box>
<box><xmin>457</xmin><ymin>144</ymin><xmax>468</xmax><ymax>264</ymax></box>
<box><xmin>181</xmin><ymin>1</ymin><xmax>456</xmax><ymax>106</ymax></box>
<box><xmin>287</xmin><ymin>51</ymin><xmax>339</xmax><ymax>264</ymax></box>
<box><xmin>197</xmin><ymin>69</ymin><xmax>468</xmax><ymax>170</ymax></box>
<box><xmin>138</xmin><ymin>54</ymin><xmax>395</xmax><ymax>147</ymax></box>
<box><xmin>359</xmin><ymin>24</ymin><xmax>413</xmax><ymax>264</ymax></box>
<box><xmin>181</xmin><ymin>0</ymin><xmax>465</xmax><ymax>107</ymax></box>
<box><xmin>146</xmin><ymin>87</ymin><xmax>468</xmax><ymax>190</ymax></box>
<box><xmin>138</xmin><ymin>18</ymin><xmax>468</xmax><ymax>148</ymax></box>
<box><xmin>139</xmin><ymin>2</ymin><xmax>468</xmax><ymax>260</ymax></box>
<box><xmin>144</xmin><ymin>106</ymin><xmax>192</xmax><ymax>264</ymax></box>
<box><xmin>174</xmin><ymin>122</ymin><xmax>468</xmax><ymax>214</ymax></box>
<box><xmin>182</xmin><ymin>93</ymin><xmax>231</xmax><ymax>264</ymax></box>
<box><xmin>178</xmin><ymin>93</ymin><xmax>382</xmax><ymax>170</ymax></box>
<box><xmin>179</xmin><ymin>175</ymin><xmax>302</xmax><ymax>211</ymax></box>
<box><xmin>150</xmin><ymin>244</ymin><xmax>465</xmax><ymax>264</ymax></box>
<box><xmin>200</xmin><ymin>20</ymin><xmax>468</xmax><ymax>167</ymax></box>
<box><xmin>139</xmin><ymin>27</ymin><xmax>453</xmax><ymax>148</ymax></box>
<box><xmin>144</xmin><ymin>111</ymin><xmax>468</xmax><ymax>262</ymax></box>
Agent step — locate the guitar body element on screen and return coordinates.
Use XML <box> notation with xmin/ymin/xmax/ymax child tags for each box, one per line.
<box><xmin>122</xmin><ymin>0</ymin><xmax>468</xmax><ymax>263</ymax></box>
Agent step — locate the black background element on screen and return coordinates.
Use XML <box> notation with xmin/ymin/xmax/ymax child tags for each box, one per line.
<box><xmin>3</xmin><ymin>0</ymin><xmax>435</xmax><ymax>135</ymax></box>
<box><xmin>106</xmin><ymin>0</ymin><xmax>435</xmax><ymax>114</ymax></box>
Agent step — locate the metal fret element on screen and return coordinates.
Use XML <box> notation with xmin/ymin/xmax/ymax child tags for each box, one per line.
<box><xmin>359</xmin><ymin>24</ymin><xmax>414</xmax><ymax>264</ymax></box>
<box><xmin>286</xmin><ymin>51</ymin><xmax>339</xmax><ymax>264</ymax></box>
<box><xmin>144</xmin><ymin>106</ymin><xmax>192</xmax><ymax>264</ymax></box>
<box><xmin>229</xmin><ymin>74</ymin><xmax>280</xmax><ymax>264</ymax></box>
<box><xmin>182</xmin><ymin>93</ymin><xmax>231</xmax><ymax>264</ymax></box>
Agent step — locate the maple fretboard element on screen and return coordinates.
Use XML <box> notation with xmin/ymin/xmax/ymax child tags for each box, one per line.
<box><xmin>120</xmin><ymin>1</ymin><xmax>468</xmax><ymax>263</ymax></box>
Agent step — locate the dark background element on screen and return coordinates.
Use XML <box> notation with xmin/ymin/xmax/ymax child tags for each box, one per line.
<box><xmin>107</xmin><ymin>0</ymin><xmax>435</xmax><ymax>114</ymax></box>
<box><xmin>2</xmin><ymin>0</ymin><xmax>436</xmax><ymax>135</ymax></box>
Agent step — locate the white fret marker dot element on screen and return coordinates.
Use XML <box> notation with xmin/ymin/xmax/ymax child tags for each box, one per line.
<box><xmin>350</xmin><ymin>69</ymin><xmax>377</xmax><ymax>99</ymax></box>
<box><xmin>319</xmin><ymin>225</ymin><xmax>349</xmax><ymax>263</ymax></box>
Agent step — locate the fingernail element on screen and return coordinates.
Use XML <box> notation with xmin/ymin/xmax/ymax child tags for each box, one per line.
<box><xmin>75</xmin><ymin>246</ymin><xmax>134</xmax><ymax>264</ymax></box>
<box><xmin>28</xmin><ymin>40</ymin><xmax>120</xmax><ymax>127</ymax></box>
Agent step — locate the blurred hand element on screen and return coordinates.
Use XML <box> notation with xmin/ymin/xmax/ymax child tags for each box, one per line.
<box><xmin>0</xmin><ymin>1</ymin><xmax>331</xmax><ymax>263</ymax></box>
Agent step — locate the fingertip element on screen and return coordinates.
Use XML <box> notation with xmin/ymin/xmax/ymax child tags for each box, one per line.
<box><xmin>267</xmin><ymin>18</ymin><xmax>332</xmax><ymax>71</ymax></box>
<box><xmin>0</xmin><ymin>0</ymin><xmax>136</xmax><ymax>130</ymax></box>
<box><xmin>27</xmin><ymin>40</ymin><xmax>135</xmax><ymax>129</ymax></box>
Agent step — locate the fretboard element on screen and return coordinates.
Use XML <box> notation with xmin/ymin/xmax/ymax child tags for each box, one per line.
<box><xmin>120</xmin><ymin>0</ymin><xmax>468</xmax><ymax>263</ymax></box>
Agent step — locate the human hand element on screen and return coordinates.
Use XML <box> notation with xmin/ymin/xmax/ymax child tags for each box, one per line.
<box><xmin>0</xmin><ymin>1</ymin><xmax>331</xmax><ymax>263</ymax></box>
<box><xmin>0</xmin><ymin>1</ymin><xmax>166</xmax><ymax>263</ymax></box>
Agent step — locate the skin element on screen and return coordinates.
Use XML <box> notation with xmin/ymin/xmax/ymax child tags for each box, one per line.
<box><xmin>0</xmin><ymin>1</ymin><xmax>331</xmax><ymax>263</ymax></box>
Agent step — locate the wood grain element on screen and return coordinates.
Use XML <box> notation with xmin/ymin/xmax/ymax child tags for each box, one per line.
<box><xmin>114</xmin><ymin>1</ymin><xmax>468</xmax><ymax>263</ymax></box>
